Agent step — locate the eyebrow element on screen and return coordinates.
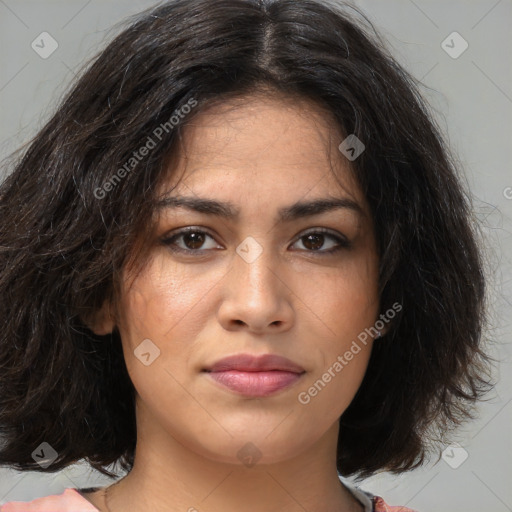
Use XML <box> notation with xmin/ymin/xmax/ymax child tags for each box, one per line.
<box><xmin>155</xmin><ymin>195</ymin><xmax>364</xmax><ymax>222</ymax></box>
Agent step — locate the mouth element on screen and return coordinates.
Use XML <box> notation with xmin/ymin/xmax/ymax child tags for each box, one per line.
<box><xmin>204</xmin><ymin>369</ymin><xmax>304</xmax><ymax>397</ymax></box>
<box><xmin>202</xmin><ymin>353</ymin><xmax>306</xmax><ymax>397</ymax></box>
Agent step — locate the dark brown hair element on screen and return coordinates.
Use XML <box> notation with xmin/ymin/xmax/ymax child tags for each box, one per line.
<box><xmin>0</xmin><ymin>0</ymin><xmax>493</xmax><ymax>480</ymax></box>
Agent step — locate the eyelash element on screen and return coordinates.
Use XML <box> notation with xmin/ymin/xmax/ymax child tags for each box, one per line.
<box><xmin>160</xmin><ymin>226</ymin><xmax>351</xmax><ymax>256</ymax></box>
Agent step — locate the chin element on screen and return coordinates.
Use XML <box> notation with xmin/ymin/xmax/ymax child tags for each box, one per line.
<box><xmin>194</xmin><ymin>431</ymin><xmax>317</xmax><ymax>468</ymax></box>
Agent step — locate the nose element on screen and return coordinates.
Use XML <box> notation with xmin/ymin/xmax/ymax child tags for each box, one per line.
<box><xmin>217</xmin><ymin>242</ymin><xmax>294</xmax><ymax>334</ymax></box>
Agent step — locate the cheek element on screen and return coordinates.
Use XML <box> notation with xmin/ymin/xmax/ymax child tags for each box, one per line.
<box><xmin>119</xmin><ymin>253</ymin><xmax>214</xmax><ymax>342</ymax></box>
<box><xmin>294</xmin><ymin>342</ymin><xmax>372</xmax><ymax>435</ymax></box>
<box><xmin>293</xmin><ymin>256</ymin><xmax>378</xmax><ymax>412</ymax></box>
<box><xmin>298</xmin><ymin>256</ymin><xmax>379</xmax><ymax>338</ymax></box>
<box><xmin>116</xmin><ymin>259</ymin><xmax>207</xmax><ymax>408</ymax></box>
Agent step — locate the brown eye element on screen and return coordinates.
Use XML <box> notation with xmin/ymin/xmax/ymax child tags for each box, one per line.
<box><xmin>161</xmin><ymin>228</ymin><xmax>221</xmax><ymax>254</ymax></box>
<box><xmin>302</xmin><ymin>233</ymin><xmax>325</xmax><ymax>251</ymax></box>
<box><xmin>182</xmin><ymin>231</ymin><xmax>206</xmax><ymax>250</ymax></box>
<box><xmin>291</xmin><ymin>229</ymin><xmax>351</xmax><ymax>254</ymax></box>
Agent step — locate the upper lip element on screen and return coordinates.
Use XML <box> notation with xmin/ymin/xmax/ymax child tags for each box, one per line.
<box><xmin>203</xmin><ymin>354</ymin><xmax>305</xmax><ymax>373</ymax></box>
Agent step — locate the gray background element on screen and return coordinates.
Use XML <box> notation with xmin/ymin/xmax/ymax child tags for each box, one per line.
<box><xmin>0</xmin><ymin>1</ymin><xmax>511</xmax><ymax>511</ymax></box>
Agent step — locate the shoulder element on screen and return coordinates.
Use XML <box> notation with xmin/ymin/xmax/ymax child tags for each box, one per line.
<box><xmin>1</xmin><ymin>488</ymin><xmax>99</xmax><ymax>512</ymax></box>
<box><xmin>373</xmin><ymin>495</ymin><xmax>419</xmax><ymax>512</ymax></box>
<box><xmin>340</xmin><ymin>475</ymin><xmax>419</xmax><ymax>512</ymax></box>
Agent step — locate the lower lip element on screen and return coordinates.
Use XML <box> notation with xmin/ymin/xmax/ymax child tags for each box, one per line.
<box><xmin>205</xmin><ymin>370</ymin><xmax>304</xmax><ymax>397</ymax></box>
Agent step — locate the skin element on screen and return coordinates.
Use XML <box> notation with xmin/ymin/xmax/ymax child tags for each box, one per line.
<box><xmin>84</xmin><ymin>90</ymin><xmax>387</xmax><ymax>512</ymax></box>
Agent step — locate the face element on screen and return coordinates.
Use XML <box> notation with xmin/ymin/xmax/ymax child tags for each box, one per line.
<box><xmin>108</xmin><ymin>92</ymin><xmax>382</xmax><ymax>466</ymax></box>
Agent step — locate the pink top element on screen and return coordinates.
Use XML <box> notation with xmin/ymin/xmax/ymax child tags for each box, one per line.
<box><xmin>1</xmin><ymin>489</ymin><xmax>97</xmax><ymax>511</ymax></box>
<box><xmin>1</xmin><ymin>488</ymin><xmax>417</xmax><ymax>512</ymax></box>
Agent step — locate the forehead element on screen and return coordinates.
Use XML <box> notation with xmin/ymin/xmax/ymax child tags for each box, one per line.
<box><xmin>159</xmin><ymin>92</ymin><xmax>367</xmax><ymax>213</ymax></box>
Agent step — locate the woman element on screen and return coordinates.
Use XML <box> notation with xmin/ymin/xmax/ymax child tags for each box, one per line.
<box><xmin>0</xmin><ymin>0</ymin><xmax>492</xmax><ymax>511</ymax></box>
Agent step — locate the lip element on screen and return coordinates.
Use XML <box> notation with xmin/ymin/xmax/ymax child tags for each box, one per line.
<box><xmin>203</xmin><ymin>353</ymin><xmax>305</xmax><ymax>373</ymax></box>
<box><xmin>202</xmin><ymin>354</ymin><xmax>305</xmax><ymax>397</ymax></box>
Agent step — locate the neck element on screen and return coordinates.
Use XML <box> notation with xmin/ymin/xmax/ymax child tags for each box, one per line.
<box><xmin>95</xmin><ymin>401</ymin><xmax>363</xmax><ymax>512</ymax></box>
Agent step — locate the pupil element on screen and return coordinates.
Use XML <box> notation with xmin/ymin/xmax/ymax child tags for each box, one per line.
<box><xmin>184</xmin><ymin>232</ymin><xmax>205</xmax><ymax>249</ymax></box>
<box><xmin>305</xmin><ymin>234</ymin><xmax>323</xmax><ymax>250</ymax></box>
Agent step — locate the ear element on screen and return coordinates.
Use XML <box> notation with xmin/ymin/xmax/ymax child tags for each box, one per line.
<box><xmin>81</xmin><ymin>299</ymin><xmax>116</xmax><ymax>335</ymax></box>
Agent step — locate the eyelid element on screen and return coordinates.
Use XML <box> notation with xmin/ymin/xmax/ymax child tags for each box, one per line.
<box><xmin>292</xmin><ymin>227</ymin><xmax>349</xmax><ymax>244</ymax></box>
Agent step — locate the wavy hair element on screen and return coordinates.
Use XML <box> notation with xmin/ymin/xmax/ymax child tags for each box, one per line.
<box><xmin>0</xmin><ymin>0</ymin><xmax>492</xmax><ymax>480</ymax></box>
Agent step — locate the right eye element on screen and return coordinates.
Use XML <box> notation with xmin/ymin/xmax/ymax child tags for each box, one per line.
<box><xmin>161</xmin><ymin>227</ymin><xmax>223</xmax><ymax>254</ymax></box>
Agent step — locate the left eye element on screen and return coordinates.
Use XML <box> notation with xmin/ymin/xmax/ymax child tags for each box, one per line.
<box><xmin>161</xmin><ymin>228</ymin><xmax>350</xmax><ymax>255</ymax></box>
<box><xmin>292</xmin><ymin>230</ymin><xmax>350</xmax><ymax>253</ymax></box>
